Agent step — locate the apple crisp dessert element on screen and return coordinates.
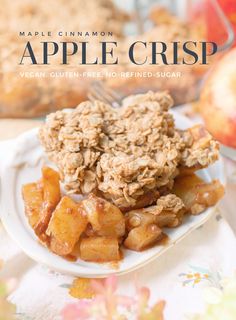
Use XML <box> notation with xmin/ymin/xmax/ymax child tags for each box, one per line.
<box><xmin>21</xmin><ymin>91</ymin><xmax>225</xmax><ymax>262</ymax></box>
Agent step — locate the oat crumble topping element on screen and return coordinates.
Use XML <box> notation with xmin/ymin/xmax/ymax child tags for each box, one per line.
<box><xmin>39</xmin><ymin>91</ymin><xmax>219</xmax><ymax>208</ymax></box>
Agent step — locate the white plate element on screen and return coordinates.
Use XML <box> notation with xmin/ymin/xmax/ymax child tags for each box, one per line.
<box><xmin>0</xmin><ymin>111</ymin><xmax>225</xmax><ymax>277</ymax></box>
<box><xmin>220</xmin><ymin>144</ymin><xmax>236</xmax><ymax>162</ymax></box>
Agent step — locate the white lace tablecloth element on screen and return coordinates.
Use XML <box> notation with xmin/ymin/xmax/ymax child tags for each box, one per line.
<box><xmin>0</xmin><ymin>136</ymin><xmax>236</xmax><ymax>320</ymax></box>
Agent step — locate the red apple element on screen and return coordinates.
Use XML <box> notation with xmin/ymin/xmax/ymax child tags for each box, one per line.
<box><xmin>200</xmin><ymin>47</ymin><xmax>236</xmax><ymax>148</ymax></box>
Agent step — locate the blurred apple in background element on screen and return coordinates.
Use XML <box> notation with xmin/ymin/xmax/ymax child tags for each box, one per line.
<box><xmin>218</xmin><ymin>0</ymin><xmax>236</xmax><ymax>47</ymax></box>
<box><xmin>199</xmin><ymin>47</ymin><xmax>236</xmax><ymax>149</ymax></box>
<box><xmin>188</xmin><ymin>0</ymin><xmax>236</xmax><ymax>47</ymax></box>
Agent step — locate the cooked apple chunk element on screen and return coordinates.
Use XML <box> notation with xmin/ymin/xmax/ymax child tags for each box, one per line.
<box><xmin>173</xmin><ymin>174</ymin><xmax>224</xmax><ymax>215</ymax></box>
<box><xmin>124</xmin><ymin>224</ymin><xmax>163</xmax><ymax>251</ymax></box>
<box><xmin>155</xmin><ymin>194</ymin><xmax>186</xmax><ymax>227</ymax></box>
<box><xmin>42</xmin><ymin>166</ymin><xmax>61</xmax><ymax>208</ymax></box>
<box><xmin>126</xmin><ymin>207</ymin><xmax>182</xmax><ymax>230</ymax></box>
<box><xmin>80</xmin><ymin>237</ymin><xmax>120</xmax><ymax>262</ymax></box>
<box><xmin>126</xmin><ymin>210</ymin><xmax>157</xmax><ymax>231</ymax></box>
<box><xmin>47</xmin><ymin>196</ymin><xmax>88</xmax><ymax>256</ymax></box>
<box><xmin>22</xmin><ymin>182</ymin><xmax>43</xmax><ymax>228</ymax></box>
<box><xmin>34</xmin><ymin>166</ymin><xmax>61</xmax><ymax>236</ymax></box>
<box><xmin>119</xmin><ymin>191</ymin><xmax>160</xmax><ymax>213</ymax></box>
<box><xmin>82</xmin><ymin>194</ymin><xmax>125</xmax><ymax>238</ymax></box>
<box><xmin>126</xmin><ymin>194</ymin><xmax>185</xmax><ymax>230</ymax></box>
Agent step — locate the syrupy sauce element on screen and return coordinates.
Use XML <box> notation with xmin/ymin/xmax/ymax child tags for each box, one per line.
<box><xmin>158</xmin><ymin>233</ymin><xmax>169</xmax><ymax>246</ymax></box>
<box><xmin>64</xmin><ymin>254</ymin><xmax>77</xmax><ymax>262</ymax></box>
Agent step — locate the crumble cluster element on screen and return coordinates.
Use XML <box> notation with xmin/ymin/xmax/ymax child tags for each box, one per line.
<box><xmin>39</xmin><ymin>91</ymin><xmax>219</xmax><ymax>208</ymax></box>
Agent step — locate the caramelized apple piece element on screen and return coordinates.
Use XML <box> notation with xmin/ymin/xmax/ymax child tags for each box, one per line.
<box><xmin>22</xmin><ymin>182</ymin><xmax>43</xmax><ymax>228</ymax></box>
<box><xmin>47</xmin><ymin>196</ymin><xmax>88</xmax><ymax>256</ymax></box>
<box><xmin>125</xmin><ymin>194</ymin><xmax>185</xmax><ymax>230</ymax></box>
<box><xmin>42</xmin><ymin>166</ymin><xmax>61</xmax><ymax>212</ymax></box>
<box><xmin>125</xmin><ymin>210</ymin><xmax>157</xmax><ymax>231</ymax></box>
<box><xmin>34</xmin><ymin>167</ymin><xmax>61</xmax><ymax>237</ymax></box>
<box><xmin>126</xmin><ymin>207</ymin><xmax>183</xmax><ymax>231</ymax></box>
<box><xmin>124</xmin><ymin>224</ymin><xmax>162</xmax><ymax>251</ymax></box>
<box><xmin>156</xmin><ymin>210</ymin><xmax>184</xmax><ymax>227</ymax></box>
<box><xmin>82</xmin><ymin>194</ymin><xmax>125</xmax><ymax>238</ymax></box>
<box><xmin>155</xmin><ymin>194</ymin><xmax>185</xmax><ymax>227</ymax></box>
<box><xmin>80</xmin><ymin>237</ymin><xmax>120</xmax><ymax>262</ymax></box>
<box><xmin>120</xmin><ymin>191</ymin><xmax>160</xmax><ymax>213</ymax></box>
<box><xmin>173</xmin><ymin>174</ymin><xmax>224</xmax><ymax>215</ymax></box>
<box><xmin>124</xmin><ymin>195</ymin><xmax>183</xmax><ymax>251</ymax></box>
